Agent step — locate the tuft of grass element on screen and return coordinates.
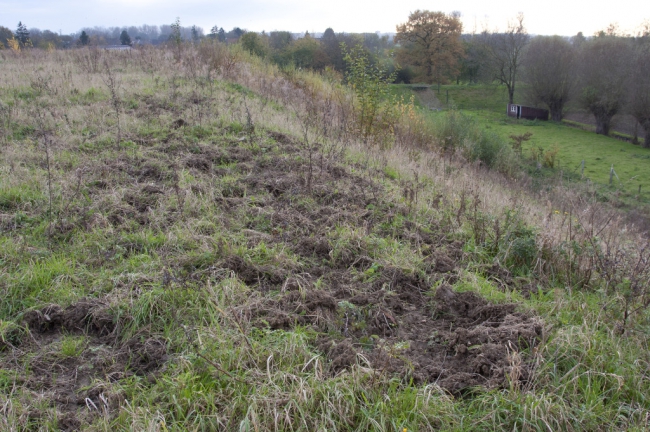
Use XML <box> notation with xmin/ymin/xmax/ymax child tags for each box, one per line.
<box><xmin>0</xmin><ymin>184</ymin><xmax>43</xmax><ymax>211</ymax></box>
<box><xmin>59</xmin><ymin>335</ymin><xmax>86</xmax><ymax>357</ymax></box>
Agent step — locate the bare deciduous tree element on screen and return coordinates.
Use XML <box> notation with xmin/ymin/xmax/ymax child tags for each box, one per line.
<box><xmin>522</xmin><ymin>36</ymin><xmax>577</xmax><ymax>121</ymax></box>
<box><xmin>481</xmin><ymin>13</ymin><xmax>529</xmax><ymax>104</ymax></box>
<box><xmin>628</xmin><ymin>37</ymin><xmax>650</xmax><ymax>147</ymax></box>
<box><xmin>578</xmin><ymin>36</ymin><xmax>631</xmax><ymax>136</ymax></box>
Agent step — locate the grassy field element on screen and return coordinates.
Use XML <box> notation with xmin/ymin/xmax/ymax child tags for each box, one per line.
<box><xmin>399</xmin><ymin>84</ymin><xmax>650</xmax><ymax>203</ymax></box>
<box><xmin>1</xmin><ymin>47</ymin><xmax>650</xmax><ymax>431</ymax></box>
<box><xmin>461</xmin><ymin>110</ymin><xmax>650</xmax><ymax>199</ymax></box>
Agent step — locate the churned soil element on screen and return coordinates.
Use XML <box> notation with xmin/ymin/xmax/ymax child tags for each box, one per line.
<box><xmin>1</xmin><ymin>127</ymin><xmax>544</xmax><ymax>431</ymax></box>
<box><xmin>249</xmin><ymin>277</ymin><xmax>542</xmax><ymax>394</ymax></box>
<box><xmin>195</xmin><ymin>131</ymin><xmax>546</xmax><ymax>394</ymax></box>
<box><xmin>1</xmin><ymin>300</ymin><xmax>167</xmax><ymax>430</ymax></box>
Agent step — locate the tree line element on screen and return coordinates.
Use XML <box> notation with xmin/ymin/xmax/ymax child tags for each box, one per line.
<box><xmin>0</xmin><ymin>22</ymin><xmax>220</xmax><ymax>49</ymax></box>
<box><xmin>2</xmin><ymin>14</ymin><xmax>649</xmax><ymax>146</ymax></box>
<box><xmin>392</xmin><ymin>11</ymin><xmax>650</xmax><ymax>146</ymax></box>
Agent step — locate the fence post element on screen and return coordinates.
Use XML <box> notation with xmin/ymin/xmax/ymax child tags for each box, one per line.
<box><xmin>580</xmin><ymin>160</ymin><xmax>585</xmax><ymax>178</ymax></box>
<box><xmin>610</xmin><ymin>165</ymin><xmax>614</xmax><ymax>185</ymax></box>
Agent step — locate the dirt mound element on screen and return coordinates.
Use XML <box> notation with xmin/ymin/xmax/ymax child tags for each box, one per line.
<box><xmin>132</xmin><ymin>126</ymin><xmax>543</xmax><ymax>395</ymax></box>
<box><xmin>0</xmin><ymin>300</ymin><xmax>168</xmax><ymax>429</ymax></box>
<box><xmin>223</xmin><ymin>255</ymin><xmax>289</xmax><ymax>286</ymax></box>
<box><xmin>251</xmin><ymin>288</ymin><xmax>339</xmax><ymax>330</ymax></box>
<box><xmin>124</xmin><ymin>185</ymin><xmax>164</xmax><ymax>213</ymax></box>
<box><xmin>22</xmin><ymin>301</ymin><xmax>116</xmax><ymax>337</ymax></box>
<box><xmin>197</xmin><ymin>135</ymin><xmax>544</xmax><ymax>394</ymax></box>
<box><xmin>251</xmin><ymin>281</ymin><xmax>542</xmax><ymax>394</ymax></box>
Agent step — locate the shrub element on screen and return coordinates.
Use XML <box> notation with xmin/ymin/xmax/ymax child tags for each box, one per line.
<box><xmin>530</xmin><ymin>144</ymin><xmax>560</xmax><ymax>168</ymax></box>
<box><xmin>342</xmin><ymin>44</ymin><xmax>397</xmax><ymax>146</ymax></box>
<box><xmin>509</xmin><ymin>132</ymin><xmax>532</xmax><ymax>155</ymax></box>
<box><xmin>434</xmin><ymin>110</ymin><xmax>519</xmax><ymax>175</ymax></box>
<box><xmin>504</xmin><ymin>226</ymin><xmax>537</xmax><ymax>272</ymax></box>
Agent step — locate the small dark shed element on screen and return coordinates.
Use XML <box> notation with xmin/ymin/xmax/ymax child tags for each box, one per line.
<box><xmin>507</xmin><ymin>104</ymin><xmax>548</xmax><ymax>120</ymax></box>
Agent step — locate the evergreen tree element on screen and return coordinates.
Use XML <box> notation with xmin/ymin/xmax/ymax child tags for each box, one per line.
<box><xmin>191</xmin><ymin>25</ymin><xmax>200</xmax><ymax>43</ymax></box>
<box><xmin>321</xmin><ymin>28</ymin><xmax>344</xmax><ymax>71</ymax></box>
<box><xmin>79</xmin><ymin>31</ymin><xmax>90</xmax><ymax>46</ymax></box>
<box><xmin>15</xmin><ymin>21</ymin><xmax>30</xmax><ymax>47</ymax></box>
<box><xmin>120</xmin><ymin>30</ymin><xmax>132</xmax><ymax>46</ymax></box>
<box><xmin>169</xmin><ymin>18</ymin><xmax>182</xmax><ymax>44</ymax></box>
<box><xmin>169</xmin><ymin>18</ymin><xmax>183</xmax><ymax>62</ymax></box>
<box><xmin>209</xmin><ymin>26</ymin><xmax>226</xmax><ymax>42</ymax></box>
<box><xmin>227</xmin><ymin>27</ymin><xmax>244</xmax><ymax>40</ymax></box>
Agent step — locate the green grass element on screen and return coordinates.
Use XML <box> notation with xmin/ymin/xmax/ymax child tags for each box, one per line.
<box><xmin>0</xmin><ymin>183</ymin><xmax>44</xmax><ymax>211</ymax></box>
<box><xmin>388</xmin><ymin>84</ymin><xmax>427</xmax><ymax>108</ymax></box>
<box><xmin>60</xmin><ymin>335</ymin><xmax>87</xmax><ymax>357</ymax></box>
<box><xmin>438</xmin><ymin>84</ymin><xmax>510</xmax><ymax>112</ymax></box>
<box><xmin>400</xmin><ymin>83</ymin><xmax>650</xmax><ymax>202</ymax></box>
<box><xmin>464</xmin><ymin>110</ymin><xmax>650</xmax><ymax>198</ymax></box>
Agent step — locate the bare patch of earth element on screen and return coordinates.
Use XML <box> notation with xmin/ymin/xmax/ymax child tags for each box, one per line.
<box><xmin>246</xmin><ymin>273</ymin><xmax>542</xmax><ymax>394</ymax></box>
<box><xmin>0</xmin><ymin>300</ymin><xmax>167</xmax><ymax>431</ymax></box>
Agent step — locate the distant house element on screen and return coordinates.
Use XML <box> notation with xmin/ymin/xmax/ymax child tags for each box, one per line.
<box><xmin>507</xmin><ymin>104</ymin><xmax>548</xmax><ymax>121</ymax></box>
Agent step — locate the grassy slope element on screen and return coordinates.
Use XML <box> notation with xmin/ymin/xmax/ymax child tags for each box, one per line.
<box><xmin>0</xmin><ymin>48</ymin><xmax>649</xmax><ymax>431</ymax></box>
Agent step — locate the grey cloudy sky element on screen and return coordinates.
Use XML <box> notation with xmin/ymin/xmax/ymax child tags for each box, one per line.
<box><xmin>1</xmin><ymin>0</ymin><xmax>648</xmax><ymax>36</ymax></box>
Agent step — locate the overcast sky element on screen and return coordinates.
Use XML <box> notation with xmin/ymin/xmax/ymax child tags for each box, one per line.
<box><xmin>1</xmin><ymin>0</ymin><xmax>648</xmax><ymax>37</ymax></box>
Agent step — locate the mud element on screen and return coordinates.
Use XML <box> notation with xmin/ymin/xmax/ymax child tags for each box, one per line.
<box><xmin>249</xmin><ymin>278</ymin><xmax>542</xmax><ymax>394</ymax></box>
<box><xmin>1</xmin><ymin>122</ymin><xmax>543</xmax><ymax>423</ymax></box>
<box><xmin>223</xmin><ymin>255</ymin><xmax>289</xmax><ymax>286</ymax></box>
<box><xmin>0</xmin><ymin>299</ymin><xmax>168</xmax><ymax>430</ymax></box>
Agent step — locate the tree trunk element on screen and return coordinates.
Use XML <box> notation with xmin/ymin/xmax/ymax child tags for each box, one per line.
<box><xmin>643</xmin><ymin>122</ymin><xmax>650</xmax><ymax>149</ymax></box>
<box><xmin>549</xmin><ymin>101</ymin><xmax>564</xmax><ymax>122</ymax></box>
<box><xmin>507</xmin><ymin>84</ymin><xmax>515</xmax><ymax>104</ymax></box>
<box><xmin>635</xmin><ymin>118</ymin><xmax>650</xmax><ymax>148</ymax></box>
<box><xmin>591</xmin><ymin>106</ymin><xmax>615</xmax><ymax>136</ymax></box>
<box><xmin>550</xmin><ymin>110</ymin><xmax>563</xmax><ymax>122</ymax></box>
<box><xmin>594</xmin><ymin>114</ymin><xmax>612</xmax><ymax>136</ymax></box>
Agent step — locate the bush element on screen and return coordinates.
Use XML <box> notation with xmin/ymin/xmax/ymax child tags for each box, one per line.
<box><xmin>394</xmin><ymin>66</ymin><xmax>415</xmax><ymax>84</ymax></box>
<box><xmin>504</xmin><ymin>226</ymin><xmax>537</xmax><ymax>272</ymax></box>
<box><xmin>434</xmin><ymin>110</ymin><xmax>519</xmax><ymax>175</ymax></box>
<box><xmin>343</xmin><ymin>44</ymin><xmax>397</xmax><ymax>145</ymax></box>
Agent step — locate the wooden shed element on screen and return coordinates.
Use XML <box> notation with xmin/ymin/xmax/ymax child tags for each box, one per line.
<box><xmin>507</xmin><ymin>104</ymin><xmax>548</xmax><ymax>120</ymax></box>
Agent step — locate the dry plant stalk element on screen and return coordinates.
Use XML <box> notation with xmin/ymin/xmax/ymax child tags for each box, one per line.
<box><xmin>102</xmin><ymin>59</ymin><xmax>122</xmax><ymax>148</ymax></box>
